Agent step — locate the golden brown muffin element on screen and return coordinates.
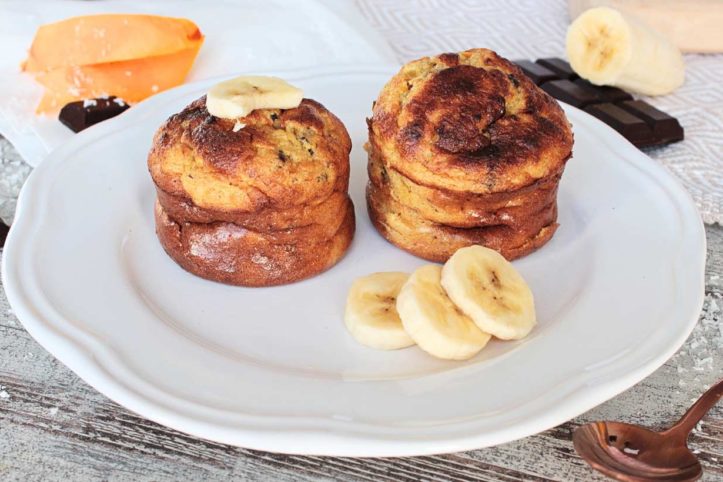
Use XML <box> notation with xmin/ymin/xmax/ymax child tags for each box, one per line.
<box><xmin>366</xmin><ymin>48</ymin><xmax>573</xmax><ymax>261</ymax></box>
<box><xmin>367</xmin><ymin>151</ymin><xmax>562</xmax><ymax>229</ymax></box>
<box><xmin>148</xmin><ymin>93</ymin><xmax>355</xmax><ymax>286</ymax></box>
<box><xmin>155</xmin><ymin>200</ymin><xmax>355</xmax><ymax>287</ymax></box>
<box><xmin>149</xmin><ymin>96</ymin><xmax>351</xmax><ymax>213</ymax></box>
<box><xmin>368</xmin><ymin>49</ymin><xmax>573</xmax><ymax>195</ymax></box>
<box><xmin>367</xmin><ymin>182</ymin><xmax>557</xmax><ymax>262</ymax></box>
<box><xmin>156</xmin><ymin>188</ymin><xmax>350</xmax><ymax>235</ymax></box>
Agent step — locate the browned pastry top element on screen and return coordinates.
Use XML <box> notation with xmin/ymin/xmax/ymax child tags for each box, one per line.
<box><xmin>148</xmin><ymin>96</ymin><xmax>352</xmax><ymax>213</ymax></box>
<box><xmin>368</xmin><ymin>48</ymin><xmax>573</xmax><ymax>194</ymax></box>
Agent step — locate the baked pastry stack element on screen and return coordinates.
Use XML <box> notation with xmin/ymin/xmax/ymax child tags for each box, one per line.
<box><xmin>366</xmin><ymin>49</ymin><xmax>574</xmax><ymax>262</ymax></box>
<box><xmin>148</xmin><ymin>91</ymin><xmax>354</xmax><ymax>286</ymax></box>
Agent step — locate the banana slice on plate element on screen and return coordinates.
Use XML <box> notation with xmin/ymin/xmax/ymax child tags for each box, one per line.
<box><xmin>344</xmin><ymin>272</ymin><xmax>415</xmax><ymax>350</ymax></box>
<box><xmin>397</xmin><ymin>265</ymin><xmax>491</xmax><ymax>360</ymax></box>
<box><xmin>206</xmin><ymin>76</ymin><xmax>303</xmax><ymax>119</ymax></box>
<box><xmin>441</xmin><ymin>245</ymin><xmax>535</xmax><ymax>341</ymax></box>
<box><xmin>566</xmin><ymin>6</ymin><xmax>684</xmax><ymax>96</ymax></box>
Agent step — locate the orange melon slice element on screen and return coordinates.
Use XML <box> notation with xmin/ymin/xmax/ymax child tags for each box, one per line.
<box><xmin>34</xmin><ymin>47</ymin><xmax>201</xmax><ymax>113</ymax></box>
<box><xmin>24</xmin><ymin>14</ymin><xmax>204</xmax><ymax>114</ymax></box>
<box><xmin>24</xmin><ymin>14</ymin><xmax>203</xmax><ymax>71</ymax></box>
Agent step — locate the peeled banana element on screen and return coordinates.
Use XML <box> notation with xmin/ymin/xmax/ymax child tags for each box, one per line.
<box><xmin>344</xmin><ymin>272</ymin><xmax>415</xmax><ymax>350</ymax></box>
<box><xmin>566</xmin><ymin>6</ymin><xmax>684</xmax><ymax>95</ymax></box>
<box><xmin>396</xmin><ymin>265</ymin><xmax>491</xmax><ymax>361</ymax></box>
<box><xmin>206</xmin><ymin>75</ymin><xmax>303</xmax><ymax>119</ymax></box>
<box><xmin>441</xmin><ymin>246</ymin><xmax>536</xmax><ymax>340</ymax></box>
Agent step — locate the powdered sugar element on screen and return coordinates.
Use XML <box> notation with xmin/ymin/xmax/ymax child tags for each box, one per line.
<box><xmin>250</xmin><ymin>251</ymin><xmax>286</xmax><ymax>280</ymax></box>
<box><xmin>251</xmin><ymin>253</ymin><xmax>271</xmax><ymax>267</ymax></box>
<box><xmin>188</xmin><ymin>226</ymin><xmax>248</xmax><ymax>273</ymax></box>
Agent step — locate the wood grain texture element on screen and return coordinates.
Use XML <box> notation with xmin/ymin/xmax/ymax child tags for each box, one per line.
<box><xmin>0</xmin><ymin>134</ymin><xmax>721</xmax><ymax>481</ymax></box>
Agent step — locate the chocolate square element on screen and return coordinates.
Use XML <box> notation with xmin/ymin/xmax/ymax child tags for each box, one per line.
<box><xmin>536</xmin><ymin>58</ymin><xmax>578</xmax><ymax>80</ymax></box>
<box><xmin>573</xmin><ymin>79</ymin><xmax>633</xmax><ymax>103</ymax></box>
<box><xmin>541</xmin><ymin>79</ymin><xmax>600</xmax><ymax>108</ymax></box>
<box><xmin>59</xmin><ymin>96</ymin><xmax>130</xmax><ymax>133</ymax></box>
<box><xmin>618</xmin><ymin>100</ymin><xmax>684</xmax><ymax>143</ymax></box>
<box><xmin>585</xmin><ymin>103</ymin><xmax>655</xmax><ymax>145</ymax></box>
<box><xmin>513</xmin><ymin>60</ymin><xmax>558</xmax><ymax>85</ymax></box>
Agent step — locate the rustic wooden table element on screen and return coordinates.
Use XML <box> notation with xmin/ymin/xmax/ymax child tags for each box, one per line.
<box><xmin>0</xmin><ymin>136</ymin><xmax>721</xmax><ymax>481</ymax></box>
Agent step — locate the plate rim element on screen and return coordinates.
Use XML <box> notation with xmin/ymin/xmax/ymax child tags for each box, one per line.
<box><xmin>2</xmin><ymin>64</ymin><xmax>706</xmax><ymax>456</ymax></box>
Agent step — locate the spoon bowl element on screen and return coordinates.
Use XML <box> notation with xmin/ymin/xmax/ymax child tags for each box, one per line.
<box><xmin>573</xmin><ymin>379</ymin><xmax>722</xmax><ymax>481</ymax></box>
<box><xmin>573</xmin><ymin>421</ymin><xmax>701</xmax><ymax>481</ymax></box>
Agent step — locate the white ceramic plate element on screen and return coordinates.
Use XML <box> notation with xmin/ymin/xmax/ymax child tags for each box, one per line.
<box><xmin>3</xmin><ymin>66</ymin><xmax>705</xmax><ymax>457</ymax></box>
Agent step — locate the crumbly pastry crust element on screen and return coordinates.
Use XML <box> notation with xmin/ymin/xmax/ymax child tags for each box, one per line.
<box><xmin>366</xmin><ymin>183</ymin><xmax>557</xmax><ymax>262</ymax></box>
<box><xmin>149</xmin><ymin>95</ymin><xmax>354</xmax><ymax>286</ymax></box>
<box><xmin>367</xmin><ymin>49</ymin><xmax>573</xmax><ymax>195</ymax></box>
<box><xmin>149</xmin><ymin>96</ymin><xmax>351</xmax><ymax>213</ymax></box>
<box><xmin>367</xmin><ymin>151</ymin><xmax>562</xmax><ymax>229</ymax></box>
<box><xmin>366</xmin><ymin>48</ymin><xmax>573</xmax><ymax>261</ymax></box>
<box><xmin>155</xmin><ymin>200</ymin><xmax>355</xmax><ymax>287</ymax></box>
<box><xmin>156</xmin><ymin>188</ymin><xmax>349</xmax><ymax>237</ymax></box>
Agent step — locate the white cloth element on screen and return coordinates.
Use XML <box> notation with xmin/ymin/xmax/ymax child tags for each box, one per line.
<box><xmin>0</xmin><ymin>0</ymin><xmax>397</xmax><ymax>166</ymax></box>
<box><xmin>356</xmin><ymin>0</ymin><xmax>723</xmax><ymax>225</ymax></box>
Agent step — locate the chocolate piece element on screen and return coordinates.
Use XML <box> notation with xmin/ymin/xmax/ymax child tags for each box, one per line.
<box><xmin>525</xmin><ymin>57</ymin><xmax>682</xmax><ymax>148</ymax></box>
<box><xmin>585</xmin><ymin>103</ymin><xmax>655</xmax><ymax>145</ymax></box>
<box><xmin>0</xmin><ymin>222</ymin><xmax>8</xmax><ymax>248</ymax></box>
<box><xmin>541</xmin><ymin>79</ymin><xmax>600</xmax><ymax>108</ymax></box>
<box><xmin>573</xmin><ymin>79</ymin><xmax>633</xmax><ymax>103</ymax></box>
<box><xmin>59</xmin><ymin>96</ymin><xmax>130</xmax><ymax>132</ymax></box>
<box><xmin>513</xmin><ymin>60</ymin><xmax>557</xmax><ymax>85</ymax></box>
<box><xmin>536</xmin><ymin>58</ymin><xmax>578</xmax><ymax>80</ymax></box>
<box><xmin>618</xmin><ymin>100</ymin><xmax>684</xmax><ymax>143</ymax></box>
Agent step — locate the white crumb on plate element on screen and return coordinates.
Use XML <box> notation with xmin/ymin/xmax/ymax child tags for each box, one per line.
<box><xmin>0</xmin><ymin>390</ymin><xmax>9</xmax><ymax>399</ymax></box>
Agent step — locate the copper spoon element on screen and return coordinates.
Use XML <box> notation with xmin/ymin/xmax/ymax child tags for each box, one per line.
<box><xmin>573</xmin><ymin>379</ymin><xmax>723</xmax><ymax>481</ymax></box>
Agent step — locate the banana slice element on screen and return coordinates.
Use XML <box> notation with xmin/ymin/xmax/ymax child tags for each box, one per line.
<box><xmin>566</xmin><ymin>7</ymin><xmax>684</xmax><ymax>96</ymax></box>
<box><xmin>344</xmin><ymin>272</ymin><xmax>415</xmax><ymax>350</ymax></box>
<box><xmin>397</xmin><ymin>265</ymin><xmax>491</xmax><ymax>360</ymax></box>
<box><xmin>206</xmin><ymin>76</ymin><xmax>303</xmax><ymax>119</ymax></box>
<box><xmin>440</xmin><ymin>245</ymin><xmax>535</xmax><ymax>340</ymax></box>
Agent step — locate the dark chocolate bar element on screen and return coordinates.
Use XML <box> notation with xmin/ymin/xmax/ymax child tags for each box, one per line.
<box><xmin>541</xmin><ymin>80</ymin><xmax>600</xmax><ymax>108</ymax></box>
<box><xmin>513</xmin><ymin>57</ymin><xmax>684</xmax><ymax>148</ymax></box>
<box><xmin>514</xmin><ymin>60</ymin><xmax>557</xmax><ymax>85</ymax></box>
<box><xmin>0</xmin><ymin>222</ymin><xmax>8</xmax><ymax>248</ymax></box>
<box><xmin>618</xmin><ymin>100</ymin><xmax>684</xmax><ymax>143</ymax></box>
<box><xmin>585</xmin><ymin>103</ymin><xmax>655</xmax><ymax>145</ymax></box>
<box><xmin>573</xmin><ymin>79</ymin><xmax>633</xmax><ymax>103</ymax></box>
<box><xmin>536</xmin><ymin>58</ymin><xmax>578</xmax><ymax>80</ymax></box>
<box><xmin>59</xmin><ymin>96</ymin><xmax>130</xmax><ymax>133</ymax></box>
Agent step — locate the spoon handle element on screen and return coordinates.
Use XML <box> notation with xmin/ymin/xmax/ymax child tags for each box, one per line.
<box><xmin>665</xmin><ymin>378</ymin><xmax>723</xmax><ymax>441</ymax></box>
